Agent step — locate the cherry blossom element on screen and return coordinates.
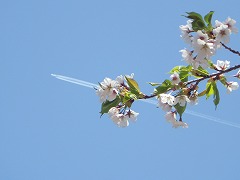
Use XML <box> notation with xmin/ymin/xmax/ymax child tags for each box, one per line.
<box><xmin>215</xmin><ymin>60</ymin><xmax>230</xmax><ymax>71</ymax></box>
<box><xmin>179</xmin><ymin>49</ymin><xmax>194</xmax><ymax>65</ymax></box>
<box><xmin>224</xmin><ymin>17</ymin><xmax>238</xmax><ymax>34</ymax></box>
<box><xmin>175</xmin><ymin>95</ymin><xmax>190</xmax><ymax>107</ymax></box>
<box><xmin>172</xmin><ymin>121</ymin><xmax>189</xmax><ymax>128</ymax></box>
<box><xmin>157</xmin><ymin>96</ymin><xmax>172</xmax><ymax>112</ymax></box>
<box><xmin>165</xmin><ymin>111</ymin><xmax>177</xmax><ymax>123</ymax></box>
<box><xmin>126</xmin><ymin>110</ymin><xmax>139</xmax><ymax>122</ymax></box>
<box><xmin>227</xmin><ymin>81</ymin><xmax>239</xmax><ymax>94</ymax></box>
<box><xmin>160</xmin><ymin>93</ymin><xmax>176</xmax><ymax>106</ymax></box>
<box><xmin>170</xmin><ymin>72</ymin><xmax>181</xmax><ymax>85</ymax></box>
<box><xmin>96</xmin><ymin>78</ymin><xmax>120</xmax><ymax>102</ymax></box>
<box><xmin>213</xmin><ymin>24</ymin><xmax>231</xmax><ymax>44</ymax></box>
<box><xmin>180</xmin><ymin>20</ymin><xmax>193</xmax><ymax>44</ymax></box>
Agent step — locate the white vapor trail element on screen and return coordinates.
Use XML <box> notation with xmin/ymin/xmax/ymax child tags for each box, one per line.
<box><xmin>51</xmin><ymin>74</ymin><xmax>240</xmax><ymax>129</ymax></box>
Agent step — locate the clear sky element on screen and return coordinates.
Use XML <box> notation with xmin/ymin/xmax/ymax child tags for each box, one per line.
<box><xmin>1</xmin><ymin>0</ymin><xmax>240</xmax><ymax>179</ymax></box>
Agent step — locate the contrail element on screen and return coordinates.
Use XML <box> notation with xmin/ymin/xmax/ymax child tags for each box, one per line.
<box><xmin>51</xmin><ymin>74</ymin><xmax>240</xmax><ymax>129</ymax></box>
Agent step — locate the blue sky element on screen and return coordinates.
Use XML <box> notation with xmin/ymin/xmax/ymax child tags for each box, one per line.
<box><xmin>1</xmin><ymin>0</ymin><xmax>240</xmax><ymax>179</ymax></box>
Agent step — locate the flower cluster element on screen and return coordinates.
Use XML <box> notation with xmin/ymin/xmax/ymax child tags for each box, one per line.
<box><xmin>180</xmin><ymin>16</ymin><xmax>238</xmax><ymax>69</ymax></box>
<box><xmin>96</xmin><ymin>74</ymin><xmax>140</xmax><ymax>127</ymax></box>
<box><xmin>157</xmin><ymin>93</ymin><xmax>189</xmax><ymax>128</ymax></box>
<box><xmin>108</xmin><ymin>107</ymin><xmax>139</xmax><ymax>127</ymax></box>
<box><xmin>96</xmin><ymin>11</ymin><xmax>240</xmax><ymax>129</ymax></box>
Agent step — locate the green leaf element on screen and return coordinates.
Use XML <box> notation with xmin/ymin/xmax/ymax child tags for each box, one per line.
<box><xmin>148</xmin><ymin>82</ymin><xmax>160</xmax><ymax>86</ymax></box>
<box><xmin>184</xmin><ymin>12</ymin><xmax>206</xmax><ymax>31</ymax></box>
<box><xmin>206</xmin><ymin>81</ymin><xmax>214</xmax><ymax>99</ymax></box>
<box><xmin>219</xmin><ymin>75</ymin><xmax>227</xmax><ymax>86</ymax></box>
<box><xmin>100</xmin><ymin>96</ymin><xmax>121</xmax><ymax>115</ymax></box>
<box><xmin>154</xmin><ymin>80</ymin><xmax>172</xmax><ymax>94</ymax></box>
<box><xmin>185</xmin><ymin>12</ymin><xmax>204</xmax><ymax>21</ymax></box>
<box><xmin>192</xmin><ymin>66</ymin><xmax>209</xmax><ymax>78</ymax></box>
<box><xmin>179</xmin><ymin>70</ymin><xmax>189</xmax><ymax>82</ymax></box>
<box><xmin>174</xmin><ymin>103</ymin><xmax>187</xmax><ymax>117</ymax></box>
<box><xmin>122</xmin><ymin>92</ymin><xmax>137</xmax><ymax>104</ymax></box>
<box><xmin>212</xmin><ymin>82</ymin><xmax>220</xmax><ymax>109</ymax></box>
<box><xmin>170</xmin><ymin>66</ymin><xmax>191</xmax><ymax>82</ymax></box>
<box><xmin>198</xmin><ymin>89</ymin><xmax>206</xmax><ymax>97</ymax></box>
<box><xmin>125</xmin><ymin>76</ymin><xmax>140</xmax><ymax>95</ymax></box>
<box><xmin>205</xmin><ymin>81</ymin><xmax>220</xmax><ymax>108</ymax></box>
<box><xmin>169</xmin><ymin>66</ymin><xmax>182</xmax><ymax>73</ymax></box>
<box><xmin>204</xmin><ymin>11</ymin><xmax>214</xmax><ymax>27</ymax></box>
<box><xmin>192</xmin><ymin>20</ymin><xmax>206</xmax><ymax>31</ymax></box>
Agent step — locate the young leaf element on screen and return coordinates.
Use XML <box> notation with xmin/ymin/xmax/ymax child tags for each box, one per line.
<box><xmin>198</xmin><ymin>89</ymin><xmax>207</xmax><ymax>97</ymax></box>
<box><xmin>205</xmin><ymin>81</ymin><xmax>220</xmax><ymax>108</ymax></box>
<box><xmin>192</xmin><ymin>66</ymin><xmax>209</xmax><ymax>78</ymax></box>
<box><xmin>192</xmin><ymin>20</ymin><xmax>206</xmax><ymax>31</ymax></box>
<box><xmin>148</xmin><ymin>82</ymin><xmax>160</xmax><ymax>86</ymax></box>
<box><xmin>212</xmin><ymin>82</ymin><xmax>220</xmax><ymax>109</ymax></box>
<box><xmin>122</xmin><ymin>92</ymin><xmax>137</xmax><ymax>104</ymax></box>
<box><xmin>204</xmin><ymin>11</ymin><xmax>214</xmax><ymax>27</ymax></box>
<box><xmin>185</xmin><ymin>12</ymin><xmax>204</xmax><ymax>21</ymax></box>
<box><xmin>206</xmin><ymin>81</ymin><xmax>214</xmax><ymax>99</ymax></box>
<box><xmin>169</xmin><ymin>66</ymin><xmax>182</xmax><ymax>73</ymax></box>
<box><xmin>184</xmin><ymin>12</ymin><xmax>206</xmax><ymax>31</ymax></box>
<box><xmin>100</xmin><ymin>96</ymin><xmax>121</xmax><ymax>115</ymax></box>
<box><xmin>154</xmin><ymin>80</ymin><xmax>172</xmax><ymax>94</ymax></box>
<box><xmin>125</xmin><ymin>76</ymin><xmax>140</xmax><ymax>94</ymax></box>
<box><xmin>174</xmin><ymin>103</ymin><xmax>187</xmax><ymax>117</ymax></box>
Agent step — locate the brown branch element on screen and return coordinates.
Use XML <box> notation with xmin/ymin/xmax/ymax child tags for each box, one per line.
<box><xmin>140</xmin><ymin>64</ymin><xmax>240</xmax><ymax>100</ymax></box>
<box><xmin>185</xmin><ymin>64</ymin><xmax>240</xmax><ymax>86</ymax></box>
<box><xmin>221</xmin><ymin>42</ymin><xmax>240</xmax><ymax>56</ymax></box>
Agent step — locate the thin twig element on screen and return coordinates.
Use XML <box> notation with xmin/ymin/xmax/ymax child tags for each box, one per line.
<box><xmin>221</xmin><ymin>42</ymin><xmax>240</xmax><ymax>56</ymax></box>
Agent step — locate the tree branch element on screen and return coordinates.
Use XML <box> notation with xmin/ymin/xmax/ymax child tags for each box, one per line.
<box><xmin>221</xmin><ymin>42</ymin><xmax>240</xmax><ymax>56</ymax></box>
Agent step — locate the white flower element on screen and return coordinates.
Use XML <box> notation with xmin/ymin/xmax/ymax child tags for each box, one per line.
<box><xmin>179</xmin><ymin>49</ymin><xmax>194</xmax><ymax>65</ymax></box>
<box><xmin>165</xmin><ymin>111</ymin><xmax>177</xmax><ymax>123</ymax></box>
<box><xmin>193</xmin><ymin>39</ymin><xmax>215</xmax><ymax>60</ymax></box>
<box><xmin>116</xmin><ymin>75</ymin><xmax>124</xmax><ymax>85</ymax></box>
<box><xmin>192</xmin><ymin>31</ymin><xmax>215</xmax><ymax>61</ymax></box>
<box><xmin>227</xmin><ymin>81</ymin><xmax>239</xmax><ymax>94</ymax></box>
<box><xmin>157</xmin><ymin>96</ymin><xmax>172</xmax><ymax>112</ymax></box>
<box><xmin>224</xmin><ymin>17</ymin><xmax>238</xmax><ymax>34</ymax></box>
<box><xmin>108</xmin><ymin>107</ymin><xmax>119</xmax><ymax>117</ymax></box>
<box><xmin>165</xmin><ymin>112</ymin><xmax>188</xmax><ymax>128</ymax></box>
<box><xmin>125</xmin><ymin>73</ymin><xmax>134</xmax><ymax>79</ymax></box>
<box><xmin>170</xmin><ymin>72</ymin><xmax>181</xmax><ymax>85</ymax></box>
<box><xmin>234</xmin><ymin>70</ymin><xmax>240</xmax><ymax>79</ymax></box>
<box><xmin>126</xmin><ymin>110</ymin><xmax>139</xmax><ymax>122</ymax></box>
<box><xmin>180</xmin><ymin>20</ymin><xmax>193</xmax><ymax>33</ymax></box>
<box><xmin>215</xmin><ymin>60</ymin><xmax>230</xmax><ymax>71</ymax></box>
<box><xmin>96</xmin><ymin>88</ymin><xmax>108</xmax><ymax>102</ymax></box>
<box><xmin>193</xmin><ymin>57</ymin><xmax>209</xmax><ymax>69</ymax></box>
<box><xmin>175</xmin><ymin>95</ymin><xmax>190</xmax><ymax>107</ymax></box>
<box><xmin>116</xmin><ymin>73</ymin><xmax>134</xmax><ymax>85</ymax></box>
<box><xmin>160</xmin><ymin>93</ymin><xmax>176</xmax><ymax>106</ymax></box>
<box><xmin>189</xmin><ymin>91</ymin><xmax>198</xmax><ymax>105</ymax></box>
<box><xmin>172</xmin><ymin>121</ymin><xmax>189</xmax><ymax>128</ymax></box>
<box><xmin>215</xmin><ymin>20</ymin><xmax>224</xmax><ymax>28</ymax></box>
<box><xmin>179</xmin><ymin>20</ymin><xmax>193</xmax><ymax>44</ymax></box>
<box><xmin>111</xmin><ymin>114</ymin><xmax>129</xmax><ymax>128</ymax></box>
<box><xmin>96</xmin><ymin>78</ymin><xmax>120</xmax><ymax>102</ymax></box>
<box><xmin>108</xmin><ymin>108</ymin><xmax>138</xmax><ymax>127</ymax></box>
<box><xmin>180</xmin><ymin>32</ymin><xmax>193</xmax><ymax>44</ymax></box>
<box><xmin>213</xmin><ymin>24</ymin><xmax>231</xmax><ymax>44</ymax></box>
